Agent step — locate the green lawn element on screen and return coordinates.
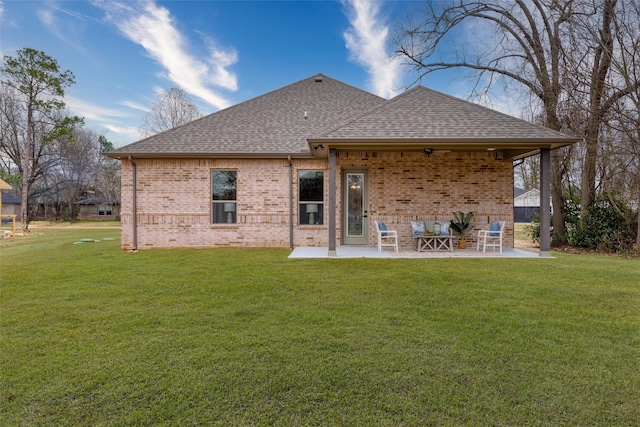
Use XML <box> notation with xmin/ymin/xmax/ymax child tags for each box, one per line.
<box><xmin>1</xmin><ymin>228</ymin><xmax>639</xmax><ymax>426</ymax></box>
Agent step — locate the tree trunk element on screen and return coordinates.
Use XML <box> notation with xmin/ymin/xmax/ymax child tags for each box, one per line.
<box><xmin>637</xmin><ymin>163</ymin><xmax>640</xmax><ymax>251</ymax></box>
<box><xmin>20</xmin><ymin>102</ymin><xmax>33</xmax><ymax>233</ymax></box>
<box><xmin>581</xmin><ymin>132</ymin><xmax>599</xmax><ymax>214</ymax></box>
<box><xmin>581</xmin><ymin>0</ymin><xmax>617</xmax><ymax>214</ymax></box>
<box><xmin>551</xmin><ymin>151</ymin><xmax>567</xmax><ymax>242</ymax></box>
<box><xmin>545</xmin><ymin>104</ymin><xmax>567</xmax><ymax>242</ymax></box>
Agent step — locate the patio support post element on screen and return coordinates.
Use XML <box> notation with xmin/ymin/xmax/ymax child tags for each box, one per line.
<box><xmin>328</xmin><ymin>148</ymin><xmax>337</xmax><ymax>256</ymax></box>
<box><xmin>539</xmin><ymin>148</ymin><xmax>551</xmax><ymax>257</ymax></box>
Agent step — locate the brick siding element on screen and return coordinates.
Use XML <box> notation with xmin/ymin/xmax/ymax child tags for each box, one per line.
<box><xmin>118</xmin><ymin>151</ymin><xmax>513</xmax><ymax>250</ymax></box>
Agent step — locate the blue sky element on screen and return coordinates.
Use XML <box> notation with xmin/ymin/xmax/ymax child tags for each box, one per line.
<box><xmin>1</xmin><ymin>0</ymin><xmax>486</xmax><ymax>147</ymax></box>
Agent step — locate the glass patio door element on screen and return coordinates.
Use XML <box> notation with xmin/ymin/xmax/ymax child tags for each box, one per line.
<box><xmin>342</xmin><ymin>170</ymin><xmax>368</xmax><ymax>245</ymax></box>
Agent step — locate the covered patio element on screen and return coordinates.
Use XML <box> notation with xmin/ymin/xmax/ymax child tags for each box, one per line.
<box><xmin>308</xmin><ymin>86</ymin><xmax>580</xmax><ymax>258</ymax></box>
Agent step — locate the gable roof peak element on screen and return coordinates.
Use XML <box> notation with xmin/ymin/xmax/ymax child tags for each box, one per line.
<box><xmin>106</xmin><ymin>73</ymin><xmax>385</xmax><ymax>158</ymax></box>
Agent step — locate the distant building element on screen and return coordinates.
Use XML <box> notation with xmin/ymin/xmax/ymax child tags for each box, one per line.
<box><xmin>74</xmin><ymin>197</ymin><xmax>120</xmax><ymax>221</ymax></box>
<box><xmin>514</xmin><ymin>188</ymin><xmax>552</xmax><ymax>223</ymax></box>
<box><xmin>1</xmin><ymin>191</ymin><xmax>20</xmax><ymax>216</ymax></box>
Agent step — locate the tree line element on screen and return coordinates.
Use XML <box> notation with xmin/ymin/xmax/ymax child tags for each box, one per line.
<box><xmin>0</xmin><ymin>48</ymin><xmax>120</xmax><ymax>230</ymax></box>
<box><xmin>396</xmin><ymin>0</ymin><xmax>639</xmax><ymax>252</ymax></box>
<box><xmin>0</xmin><ymin>49</ymin><xmax>201</xmax><ymax>232</ymax></box>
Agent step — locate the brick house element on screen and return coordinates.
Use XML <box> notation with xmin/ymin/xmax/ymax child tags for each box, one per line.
<box><xmin>74</xmin><ymin>197</ymin><xmax>121</xmax><ymax>221</ymax></box>
<box><xmin>106</xmin><ymin>74</ymin><xmax>578</xmax><ymax>255</ymax></box>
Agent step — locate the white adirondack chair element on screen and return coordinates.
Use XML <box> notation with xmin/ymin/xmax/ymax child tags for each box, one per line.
<box><xmin>375</xmin><ymin>221</ymin><xmax>398</xmax><ymax>252</ymax></box>
<box><xmin>476</xmin><ymin>221</ymin><xmax>505</xmax><ymax>253</ymax></box>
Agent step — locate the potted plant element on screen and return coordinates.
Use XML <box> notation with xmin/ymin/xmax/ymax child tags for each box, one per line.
<box><xmin>450</xmin><ymin>211</ymin><xmax>474</xmax><ymax>249</ymax></box>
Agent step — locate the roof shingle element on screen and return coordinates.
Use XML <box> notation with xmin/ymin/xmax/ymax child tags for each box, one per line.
<box><xmin>107</xmin><ymin>74</ymin><xmax>384</xmax><ymax>158</ymax></box>
<box><xmin>320</xmin><ymin>86</ymin><xmax>577</xmax><ymax>142</ymax></box>
<box><xmin>107</xmin><ymin>74</ymin><xmax>578</xmax><ymax>159</ymax></box>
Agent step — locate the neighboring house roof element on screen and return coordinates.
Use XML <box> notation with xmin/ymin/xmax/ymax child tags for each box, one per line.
<box><xmin>106</xmin><ymin>74</ymin><xmax>384</xmax><ymax>159</ymax></box>
<box><xmin>106</xmin><ymin>73</ymin><xmax>580</xmax><ymax>161</ymax></box>
<box><xmin>514</xmin><ymin>187</ymin><xmax>528</xmax><ymax>198</ymax></box>
<box><xmin>1</xmin><ymin>192</ymin><xmax>20</xmax><ymax>204</ymax></box>
<box><xmin>514</xmin><ymin>188</ymin><xmax>553</xmax><ymax>207</ymax></box>
<box><xmin>75</xmin><ymin>197</ymin><xmax>120</xmax><ymax>205</ymax></box>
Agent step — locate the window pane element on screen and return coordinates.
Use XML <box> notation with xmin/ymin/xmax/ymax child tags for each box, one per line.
<box><xmin>212</xmin><ymin>170</ymin><xmax>237</xmax><ymax>201</ymax></box>
<box><xmin>346</xmin><ymin>174</ymin><xmax>364</xmax><ymax>236</ymax></box>
<box><xmin>213</xmin><ymin>202</ymin><xmax>236</xmax><ymax>224</ymax></box>
<box><xmin>299</xmin><ymin>203</ymin><xmax>323</xmax><ymax>225</ymax></box>
<box><xmin>299</xmin><ymin>171</ymin><xmax>323</xmax><ymax>201</ymax></box>
<box><xmin>212</xmin><ymin>170</ymin><xmax>237</xmax><ymax>224</ymax></box>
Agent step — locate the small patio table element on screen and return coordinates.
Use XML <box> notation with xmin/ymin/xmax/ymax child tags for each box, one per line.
<box><xmin>415</xmin><ymin>235</ymin><xmax>455</xmax><ymax>252</ymax></box>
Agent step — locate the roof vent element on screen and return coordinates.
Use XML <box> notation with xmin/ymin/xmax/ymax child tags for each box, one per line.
<box><xmin>314</xmin><ymin>76</ymin><xmax>323</xmax><ymax>83</ymax></box>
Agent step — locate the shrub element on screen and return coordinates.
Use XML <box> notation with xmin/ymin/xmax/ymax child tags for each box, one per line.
<box><xmin>569</xmin><ymin>196</ymin><xmax>638</xmax><ymax>253</ymax></box>
<box><xmin>525</xmin><ymin>212</ymin><xmax>540</xmax><ymax>245</ymax></box>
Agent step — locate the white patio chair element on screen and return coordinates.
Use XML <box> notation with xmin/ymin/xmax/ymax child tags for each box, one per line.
<box><xmin>375</xmin><ymin>221</ymin><xmax>398</xmax><ymax>252</ymax></box>
<box><xmin>476</xmin><ymin>221</ymin><xmax>505</xmax><ymax>253</ymax></box>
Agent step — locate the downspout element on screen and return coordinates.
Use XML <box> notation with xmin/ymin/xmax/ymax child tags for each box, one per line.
<box><xmin>288</xmin><ymin>155</ymin><xmax>294</xmax><ymax>249</ymax></box>
<box><xmin>128</xmin><ymin>156</ymin><xmax>138</xmax><ymax>251</ymax></box>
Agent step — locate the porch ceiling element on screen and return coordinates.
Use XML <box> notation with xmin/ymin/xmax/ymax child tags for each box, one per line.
<box><xmin>306</xmin><ymin>138</ymin><xmax>577</xmax><ymax>161</ymax></box>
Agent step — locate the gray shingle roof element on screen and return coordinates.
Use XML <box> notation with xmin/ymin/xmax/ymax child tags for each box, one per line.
<box><xmin>319</xmin><ymin>86</ymin><xmax>578</xmax><ymax>143</ymax></box>
<box><xmin>1</xmin><ymin>192</ymin><xmax>20</xmax><ymax>204</ymax></box>
<box><xmin>106</xmin><ymin>74</ymin><xmax>579</xmax><ymax>160</ymax></box>
<box><xmin>107</xmin><ymin>74</ymin><xmax>385</xmax><ymax>158</ymax></box>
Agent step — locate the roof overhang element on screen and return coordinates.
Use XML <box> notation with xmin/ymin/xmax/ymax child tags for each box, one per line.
<box><xmin>104</xmin><ymin>151</ymin><xmax>315</xmax><ymax>160</ymax></box>
<box><xmin>306</xmin><ymin>137</ymin><xmax>580</xmax><ymax>161</ymax></box>
<box><xmin>104</xmin><ymin>138</ymin><xmax>580</xmax><ymax>162</ymax></box>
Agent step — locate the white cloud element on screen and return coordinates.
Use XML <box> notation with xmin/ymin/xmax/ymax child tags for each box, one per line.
<box><xmin>37</xmin><ymin>8</ymin><xmax>65</xmax><ymax>41</ymax></box>
<box><xmin>120</xmin><ymin>100</ymin><xmax>150</xmax><ymax>113</ymax></box>
<box><xmin>102</xmin><ymin>124</ymin><xmax>144</xmax><ymax>142</ymax></box>
<box><xmin>36</xmin><ymin>4</ymin><xmax>88</xmax><ymax>54</ymax></box>
<box><xmin>93</xmin><ymin>0</ymin><xmax>237</xmax><ymax>110</ymax></box>
<box><xmin>65</xmin><ymin>96</ymin><xmax>141</xmax><ymax>145</ymax></box>
<box><xmin>342</xmin><ymin>0</ymin><xmax>402</xmax><ymax>99</ymax></box>
<box><xmin>66</xmin><ymin>96</ymin><xmax>131</xmax><ymax>122</ymax></box>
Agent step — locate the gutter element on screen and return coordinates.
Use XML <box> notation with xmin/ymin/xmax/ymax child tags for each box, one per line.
<box><xmin>105</xmin><ymin>152</ymin><xmax>315</xmax><ymax>160</ymax></box>
<box><xmin>128</xmin><ymin>156</ymin><xmax>138</xmax><ymax>251</ymax></box>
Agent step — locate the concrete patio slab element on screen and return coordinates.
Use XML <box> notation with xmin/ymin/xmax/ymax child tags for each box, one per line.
<box><xmin>289</xmin><ymin>246</ymin><xmax>543</xmax><ymax>259</ymax></box>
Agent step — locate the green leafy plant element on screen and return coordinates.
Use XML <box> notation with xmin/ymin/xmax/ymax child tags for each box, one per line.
<box><xmin>569</xmin><ymin>195</ymin><xmax>638</xmax><ymax>253</ymax></box>
<box><xmin>450</xmin><ymin>211</ymin><xmax>474</xmax><ymax>240</ymax></box>
<box><xmin>525</xmin><ymin>212</ymin><xmax>541</xmax><ymax>245</ymax></box>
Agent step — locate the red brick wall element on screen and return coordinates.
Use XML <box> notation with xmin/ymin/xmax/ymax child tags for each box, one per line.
<box><xmin>118</xmin><ymin>151</ymin><xmax>513</xmax><ymax>250</ymax></box>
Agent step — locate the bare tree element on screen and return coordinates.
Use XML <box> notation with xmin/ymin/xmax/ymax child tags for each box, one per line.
<box><xmin>52</xmin><ymin>128</ymin><xmax>101</xmax><ymax>221</ymax></box>
<box><xmin>0</xmin><ymin>48</ymin><xmax>83</xmax><ymax>232</ymax></box>
<box><xmin>95</xmin><ymin>135</ymin><xmax>121</xmax><ymax>216</ymax></box>
<box><xmin>396</xmin><ymin>0</ymin><xmax>577</xmax><ymax>240</ymax></box>
<box><xmin>604</xmin><ymin>0</ymin><xmax>640</xmax><ymax>248</ymax></box>
<box><xmin>395</xmin><ymin>0</ymin><xmax>639</xmax><ymax>243</ymax></box>
<box><xmin>140</xmin><ymin>87</ymin><xmax>202</xmax><ymax>137</ymax></box>
<box><xmin>515</xmin><ymin>156</ymin><xmax>540</xmax><ymax>190</ymax></box>
<box><xmin>571</xmin><ymin>0</ymin><xmax>639</xmax><ymax>215</ymax></box>
<box><xmin>27</xmin><ymin>129</ymin><xmax>120</xmax><ymax>222</ymax></box>
<box><xmin>0</xmin><ymin>85</ymin><xmax>22</xmax><ymax>186</ymax></box>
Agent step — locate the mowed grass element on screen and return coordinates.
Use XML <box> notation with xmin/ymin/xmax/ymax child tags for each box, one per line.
<box><xmin>1</xmin><ymin>228</ymin><xmax>639</xmax><ymax>426</ymax></box>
